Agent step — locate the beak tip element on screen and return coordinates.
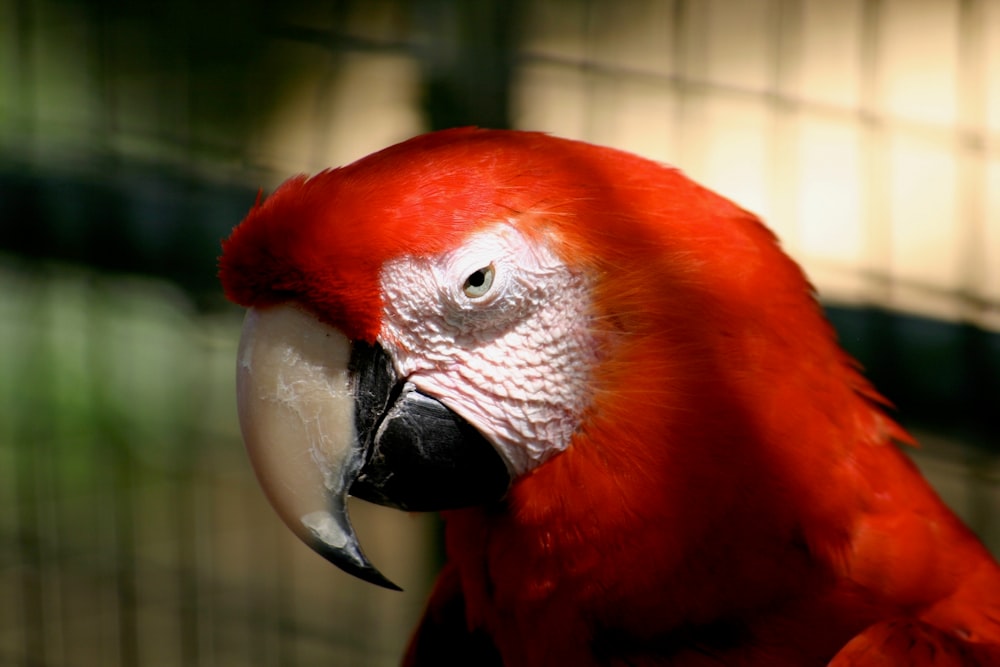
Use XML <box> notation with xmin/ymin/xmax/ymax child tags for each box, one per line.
<box><xmin>311</xmin><ymin>540</ymin><xmax>404</xmax><ymax>591</ymax></box>
<box><xmin>301</xmin><ymin>510</ymin><xmax>403</xmax><ymax>592</ymax></box>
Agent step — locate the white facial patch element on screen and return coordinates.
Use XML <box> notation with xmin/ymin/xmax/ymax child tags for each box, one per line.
<box><xmin>377</xmin><ymin>224</ymin><xmax>598</xmax><ymax>476</ymax></box>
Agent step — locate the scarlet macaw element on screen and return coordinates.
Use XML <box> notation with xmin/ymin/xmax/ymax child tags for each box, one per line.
<box><xmin>219</xmin><ymin>128</ymin><xmax>1000</xmax><ymax>665</ymax></box>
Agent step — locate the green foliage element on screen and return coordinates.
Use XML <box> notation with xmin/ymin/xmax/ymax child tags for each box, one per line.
<box><xmin>0</xmin><ymin>257</ymin><xmax>243</xmax><ymax>486</ymax></box>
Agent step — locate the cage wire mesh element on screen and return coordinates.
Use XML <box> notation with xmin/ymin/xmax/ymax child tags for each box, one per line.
<box><xmin>1</xmin><ymin>0</ymin><xmax>999</xmax><ymax>665</ymax></box>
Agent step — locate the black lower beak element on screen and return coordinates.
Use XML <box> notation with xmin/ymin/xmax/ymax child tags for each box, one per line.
<box><xmin>348</xmin><ymin>342</ymin><xmax>511</xmax><ymax>511</ymax></box>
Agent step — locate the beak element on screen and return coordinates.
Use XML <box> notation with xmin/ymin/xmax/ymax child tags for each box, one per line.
<box><xmin>235</xmin><ymin>304</ymin><xmax>510</xmax><ymax>590</ymax></box>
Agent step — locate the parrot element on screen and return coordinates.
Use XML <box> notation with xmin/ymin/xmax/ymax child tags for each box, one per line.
<box><xmin>218</xmin><ymin>128</ymin><xmax>1000</xmax><ymax>666</ymax></box>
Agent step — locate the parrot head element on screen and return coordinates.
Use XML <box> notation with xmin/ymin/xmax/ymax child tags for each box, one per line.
<box><xmin>219</xmin><ymin>128</ymin><xmax>892</xmax><ymax>592</ymax></box>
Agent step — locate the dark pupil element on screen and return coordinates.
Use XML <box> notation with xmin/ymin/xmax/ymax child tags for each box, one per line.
<box><xmin>467</xmin><ymin>270</ymin><xmax>486</xmax><ymax>288</ymax></box>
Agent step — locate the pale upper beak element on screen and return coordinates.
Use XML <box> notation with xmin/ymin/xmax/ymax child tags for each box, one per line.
<box><xmin>235</xmin><ymin>304</ymin><xmax>510</xmax><ymax>590</ymax></box>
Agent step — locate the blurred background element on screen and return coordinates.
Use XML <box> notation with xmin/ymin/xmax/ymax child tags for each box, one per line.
<box><xmin>1</xmin><ymin>0</ymin><xmax>998</xmax><ymax>664</ymax></box>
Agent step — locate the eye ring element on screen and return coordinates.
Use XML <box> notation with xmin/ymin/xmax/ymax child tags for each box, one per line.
<box><xmin>462</xmin><ymin>263</ymin><xmax>496</xmax><ymax>299</ymax></box>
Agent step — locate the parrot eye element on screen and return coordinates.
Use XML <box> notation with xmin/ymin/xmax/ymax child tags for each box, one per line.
<box><xmin>462</xmin><ymin>264</ymin><xmax>495</xmax><ymax>298</ymax></box>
